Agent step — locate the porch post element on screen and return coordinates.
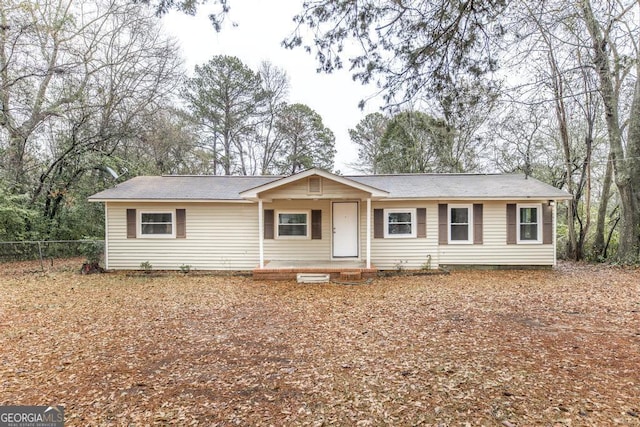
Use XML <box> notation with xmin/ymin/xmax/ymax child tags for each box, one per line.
<box><xmin>258</xmin><ymin>199</ymin><xmax>264</xmax><ymax>268</ymax></box>
<box><xmin>366</xmin><ymin>197</ymin><xmax>371</xmax><ymax>269</ymax></box>
<box><xmin>553</xmin><ymin>200</ymin><xmax>558</xmax><ymax>267</ymax></box>
<box><xmin>104</xmin><ymin>203</ymin><xmax>109</xmax><ymax>270</ymax></box>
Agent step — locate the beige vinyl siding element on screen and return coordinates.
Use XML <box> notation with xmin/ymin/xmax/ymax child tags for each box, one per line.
<box><xmin>105</xmin><ymin>198</ymin><xmax>556</xmax><ymax>271</ymax></box>
<box><xmin>263</xmin><ymin>200</ymin><xmax>332</xmax><ymax>261</ymax></box>
<box><xmin>369</xmin><ymin>201</ymin><xmax>439</xmax><ymax>270</ymax></box>
<box><xmin>106</xmin><ymin>202</ymin><xmax>259</xmax><ymax>270</ymax></box>
<box><xmin>261</xmin><ymin>178</ymin><xmax>369</xmax><ymax>200</ymax></box>
<box><xmin>437</xmin><ymin>201</ymin><xmax>555</xmax><ymax>266</ymax></box>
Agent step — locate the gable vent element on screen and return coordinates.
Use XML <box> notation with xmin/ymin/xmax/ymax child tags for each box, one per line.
<box><xmin>308</xmin><ymin>176</ymin><xmax>322</xmax><ymax>194</ymax></box>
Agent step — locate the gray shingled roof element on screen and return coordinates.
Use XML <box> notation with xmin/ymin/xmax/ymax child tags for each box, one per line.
<box><xmin>348</xmin><ymin>174</ymin><xmax>571</xmax><ymax>199</ymax></box>
<box><xmin>89</xmin><ymin>175</ymin><xmax>282</xmax><ymax>201</ymax></box>
<box><xmin>89</xmin><ymin>173</ymin><xmax>571</xmax><ymax>201</ymax></box>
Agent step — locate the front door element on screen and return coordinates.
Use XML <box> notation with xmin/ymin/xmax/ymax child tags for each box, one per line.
<box><xmin>332</xmin><ymin>202</ymin><xmax>359</xmax><ymax>258</ymax></box>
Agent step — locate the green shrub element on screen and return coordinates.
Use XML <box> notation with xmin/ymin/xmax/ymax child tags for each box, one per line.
<box><xmin>79</xmin><ymin>237</ymin><xmax>104</xmax><ymax>265</ymax></box>
<box><xmin>140</xmin><ymin>261</ymin><xmax>152</xmax><ymax>272</ymax></box>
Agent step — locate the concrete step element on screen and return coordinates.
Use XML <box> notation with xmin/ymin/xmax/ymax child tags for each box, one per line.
<box><xmin>297</xmin><ymin>273</ymin><xmax>331</xmax><ymax>283</ymax></box>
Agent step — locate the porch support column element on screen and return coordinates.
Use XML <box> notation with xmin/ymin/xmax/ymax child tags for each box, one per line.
<box><xmin>554</xmin><ymin>200</ymin><xmax>558</xmax><ymax>267</ymax></box>
<box><xmin>258</xmin><ymin>199</ymin><xmax>264</xmax><ymax>268</ymax></box>
<box><xmin>366</xmin><ymin>197</ymin><xmax>371</xmax><ymax>269</ymax></box>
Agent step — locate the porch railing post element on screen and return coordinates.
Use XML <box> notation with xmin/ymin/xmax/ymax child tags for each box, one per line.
<box><xmin>366</xmin><ymin>198</ymin><xmax>371</xmax><ymax>269</ymax></box>
<box><xmin>258</xmin><ymin>199</ymin><xmax>264</xmax><ymax>268</ymax></box>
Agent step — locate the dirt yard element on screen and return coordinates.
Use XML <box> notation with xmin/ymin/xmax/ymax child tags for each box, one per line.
<box><xmin>0</xmin><ymin>260</ymin><xmax>638</xmax><ymax>426</ymax></box>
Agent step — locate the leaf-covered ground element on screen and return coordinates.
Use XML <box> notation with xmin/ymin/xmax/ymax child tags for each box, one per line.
<box><xmin>1</xmin><ymin>260</ymin><xmax>639</xmax><ymax>426</ymax></box>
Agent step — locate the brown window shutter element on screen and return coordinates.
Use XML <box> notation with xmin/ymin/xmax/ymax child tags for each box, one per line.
<box><xmin>126</xmin><ymin>209</ymin><xmax>136</xmax><ymax>239</ymax></box>
<box><xmin>438</xmin><ymin>204</ymin><xmax>448</xmax><ymax>245</ymax></box>
<box><xmin>542</xmin><ymin>202</ymin><xmax>553</xmax><ymax>244</ymax></box>
<box><xmin>473</xmin><ymin>204</ymin><xmax>483</xmax><ymax>244</ymax></box>
<box><xmin>176</xmin><ymin>209</ymin><xmax>186</xmax><ymax>238</ymax></box>
<box><xmin>417</xmin><ymin>208</ymin><xmax>427</xmax><ymax>238</ymax></box>
<box><xmin>373</xmin><ymin>209</ymin><xmax>384</xmax><ymax>238</ymax></box>
<box><xmin>264</xmin><ymin>209</ymin><xmax>274</xmax><ymax>239</ymax></box>
<box><xmin>311</xmin><ymin>210</ymin><xmax>322</xmax><ymax>239</ymax></box>
<box><xmin>506</xmin><ymin>204</ymin><xmax>516</xmax><ymax>244</ymax></box>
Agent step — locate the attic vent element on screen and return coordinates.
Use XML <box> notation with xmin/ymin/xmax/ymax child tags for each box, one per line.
<box><xmin>308</xmin><ymin>176</ymin><xmax>322</xmax><ymax>194</ymax></box>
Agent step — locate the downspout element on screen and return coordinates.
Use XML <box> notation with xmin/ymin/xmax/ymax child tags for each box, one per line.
<box><xmin>366</xmin><ymin>198</ymin><xmax>371</xmax><ymax>269</ymax></box>
<box><xmin>258</xmin><ymin>199</ymin><xmax>264</xmax><ymax>268</ymax></box>
<box><xmin>436</xmin><ymin>201</ymin><xmax>441</xmax><ymax>269</ymax></box>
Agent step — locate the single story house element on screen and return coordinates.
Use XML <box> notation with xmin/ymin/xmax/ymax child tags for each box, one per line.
<box><xmin>88</xmin><ymin>168</ymin><xmax>572</xmax><ymax>275</ymax></box>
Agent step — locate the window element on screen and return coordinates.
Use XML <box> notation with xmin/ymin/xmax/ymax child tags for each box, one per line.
<box><xmin>518</xmin><ymin>204</ymin><xmax>541</xmax><ymax>243</ymax></box>
<box><xmin>140</xmin><ymin>212</ymin><xmax>174</xmax><ymax>237</ymax></box>
<box><xmin>277</xmin><ymin>212</ymin><xmax>309</xmax><ymax>238</ymax></box>
<box><xmin>449</xmin><ymin>204</ymin><xmax>473</xmax><ymax>243</ymax></box>
<box><xmin>384</xmin><ymin>208</ymin><xmax>416</xmax><ymax>238</ymax></box>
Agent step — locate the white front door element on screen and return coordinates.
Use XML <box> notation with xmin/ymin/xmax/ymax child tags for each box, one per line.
<box><xmin>332</xmin><ymin>202</ymin><xmax>359</xmax><ymax>258</ymax></box>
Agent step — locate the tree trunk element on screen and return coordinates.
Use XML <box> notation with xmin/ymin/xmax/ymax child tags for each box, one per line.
<box><xmin>593</xmin><ymin>151</ymin><xmax>613</xmax><ymax>259</ymax></box>
<box><xmin>549</xmin><ymin>50</ymin><xmax>577</xmax><ymax>259</ymax></box>
<box><xmin>6</xmin><ymin>133</ymin><xmax>28</xmax><ymax>191</ymax></box>
<box><xmin>623</xmin><ymin>76</ymin><xmax>640</xmax><ymax>258</ymax></box>
<box><xmin>575</xmin><ymin>136</ymin><xmax>593</xmax><ymax>261</ymax></box>
<box><xmin>223</xmin><ymin>131</ymin><xmax>231</xmax><ymax>175</ymax></box>
<box><xmin>212</xmin><ymin>131</ymin><xmax>219</xmax><ymax>175</ymax></box>
<box><xmin>290</xmin><ymin>138</ymin><xmax>299</xmax><ymax>175</ymax></box>
<box><xmin>582</xmin><ymin>0</ymin><xmax>640</xmax><ymax>261</ymax></box>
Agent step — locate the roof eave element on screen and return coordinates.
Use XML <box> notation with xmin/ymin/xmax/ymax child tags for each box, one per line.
<box><xmin>364</xmin><ymin>196</ymin><xmax>573</xmax><ymax>201</ymax></box>
<box><xmin>89</xmin><ymin>198</ymin><xmax>252</xmax><ymax>203</ymax></box>
<box><xmin>89</xmin><ymin>194</ymin><xmax>573</xmax><ymax>203</ymax></box>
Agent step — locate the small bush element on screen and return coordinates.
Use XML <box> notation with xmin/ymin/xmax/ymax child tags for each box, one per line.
<box><xmin>79</xmin><ymin>237</ymin><xmax>104</xmax><ymax>265</ymax></box>
<box><xmin>140</xmin><ymin>261</ymin><xmax>152</xmax><ymax>272</ymax></box>
<box><xmin>394</xmin><ymin>259</ymin><xmax>407</xmax><ymax>272</ymax></box>
<box><xmin>420</xmin><ymin>254</ymin><xmax>432</xmax><ymax>270</ymax></box>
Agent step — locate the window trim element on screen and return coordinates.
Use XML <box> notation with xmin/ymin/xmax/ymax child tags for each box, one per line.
<box><xmin>276</xmin><ymin>210</ymin><xmax>311</xmax><ymax>239</ymax></box>
<box><xmin>448</xmin><ymin>204</ymin><xmax>473</xmax><ymax>244</ymax></box>
<box><xmin>517</xmin><ymin>203</ymin><xmax>542</xmax><ymax>244</ymax></box>
<box><xmin>383</xmin><ymin>208</ymin><xmax>417</xmax><ymax>238</ymax></box>
<box><xmin>138</xmin><ymin>210</ymin><xmax>175</xmax><ymax>238</ymax></box>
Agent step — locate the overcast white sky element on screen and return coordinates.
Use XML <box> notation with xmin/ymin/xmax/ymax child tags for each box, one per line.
<box><xmin>161</xmin><ymin>0</ymin><xmax>383</xmax><ymax>174</ymax></box>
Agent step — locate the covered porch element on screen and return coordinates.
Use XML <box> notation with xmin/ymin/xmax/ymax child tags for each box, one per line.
<box><xmin>239</xmin><ymin>168</ymin><xmax>390</xmax><ymax>279</ymax></box>
<box><xmin>253</xmin><ymin>259</ymin><xmax>378</xmax><ymax>281</ymax></box>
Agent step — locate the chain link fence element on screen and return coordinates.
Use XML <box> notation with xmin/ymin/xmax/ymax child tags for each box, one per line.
<box><xmin>0</xmin><ymin>240</ymin><xmax>105</xmax><ymax>269</ymax></box>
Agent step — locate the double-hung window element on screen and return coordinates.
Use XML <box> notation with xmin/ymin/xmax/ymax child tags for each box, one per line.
<box><xmin>140</xmin><ymin>212</ymin><xmax>174</xmax><ymax>237</ymax></box>
<box><xmin>277</xmin><ymin>212</ymin><xmax>309</xmax><ymax>238</ymax></box>
<box><xmin>448</xmin><ymin>204</ymin><xmax>473</xmax><ymax>244</ymax></box>
<box><xmin>517</xmin><ymin>204</ymin><xmax>541</xmax><ymax>243</ymax></box>
<box><xmin>384</xmin><ymin>208</ymin><xmax>416</xmax><ymax>238</ymax></box>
